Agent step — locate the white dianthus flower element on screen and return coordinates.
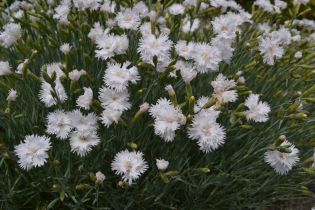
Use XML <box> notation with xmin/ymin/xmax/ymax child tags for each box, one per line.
<box><xmin>294</xmin><ymin>51</ymin><xmax>302</xmax><ymax>59</ymax></box>
<box><xmin>156</xmin><ymin>159</ymin><xmax>169</xmax><ymax>171</ymax></box>
<box><xmin>244</xmin><ymin>94</ymin><xmax>271</xmax><ymax>122</ymax></box>
<box><xmin>259</xmin><ymin>36</ymin><xmax>284</xmax><ymax>65</ymax></box>
<box><xmin>68</xmin><ymin>69</ymin><xmax>86</xmax><ymax>81</ymax></box>
<box><xmin>88</xmin><ymin>22</ymin><xmax>109</xmax><ymax>42</ymax></box>
<box><xmin>98</xmin><ymin>87</ymin><xmax>131</xmax><ymax>111</ymax></box>
<box><xmin>0</xmin><ymin>61</ymin><xmax>12</xmax><ymax>76</ymax></box>
<box><xmin>46</xmin><ymin>110</ymin><xmax>72</xmax><ymax>140</ymax></box>
<box><xmin>149</xmin><ymin>98</ymin><xmax>184</xmax><ymax>142</ymax></box>
<box><xmin>68</xmin><ymin>110</ymin><xmax>98</xmax><ymax>132</ymax></box>
<box><xmin>188</xmin><ymin>110</ymin><xmax>226</xmax><ymax>153</ymax></box>
<box><xmin>254</xmin><ymin>0</ymin><xmax>274</xmax><ymax>13</ymax></box>
<box><xmin>182</xmin><ymin>17</ymin><xmax>200</xmax><ymax>33</ymax></box>
<box><xmin>0</xmin><ymin>23</ymin><xmax>22</xmax><ymax>48</ymax></box>
<box><xmin>96</xmin><ymin>171</ymin><xmax>106</xmax><ymax>183</ymax></box>
<box><xmin>175</xmin><ymin>60</ymin><xmax>197</xmax><ymax>84</ymax></box>
<box><xmin>116</xmin><ymin>8</ymin><xmax>141</xmax><ymax>30</ymax></box>
<box><xmin>95</xmin><ymin>34</ymin><xmax>129</xmax><ymax>60</ymax></box>
<box><xmin>77</xmin><ymin>87</ymin><xmax>93</xmax><ymax>110</ymax></box>
<box><xmin>7</xmin><ymin>89</ymin><xmax>18</xmax><ymax>102</ymax></box>
<box><xmin>175</xmin><ymin>40</ymin><xmax>195</xmax><ymax>60</ymax></box>
<box><xmin>45</xmin><ymin>63</ymin><xmax>65</xmax><ymax>79</ymax></box>
<box><xmin>60</xmin><ymin>43</ymin><xmax>71</xmax><ymax>55</ymax></box>
<box><xmin>14</xmin><ymin>135</ymin><xmax>51</xmax><ymax>170</ymax></box>
<box><xmin>168</xmin><ymin>4</ymin><xmax>185</xmax><ymax>15</ymax></box>
<box><xmin>100</xmin><ymin>0</ymin><xmax>116</xmax><ymax>13</ymax></box>
<box><xmin>138</xmin><ymin>33</ymin><xmax>173</xmax><ymax>67</ymax></box>
<box><xmin>39</xmin><ymin>79</ymin><xmax>68</xmax><ymax>107</ymax></box>
<box><xmin>111</xmin><ymin>150</ymin><xmax>148</xmax><ymax>184</ymax></box>
<box><xmin>264</xmin><ymin>140</ymin><xmax>299</xmax><ymax>175</ymax></box>
<box><xmin>104</xmin><ymin>62</ymin><xmax>140</xmax><ymax>91</ymax></box>
<box><xmin>211</xmin><ymin>74</ymin><xmax>238</xmax><ymax>105</ymax></box>
<box><xmin>194</xmin><ymin>96</ymin><xmax>211</xmax><ymax>113</ymax></box>
<box><xmin>100</xmin><ymin>108</ymin><xmax>123</xmax><ymax>127</ymax></box>
<box><xmin>293</xmin><ymin>0</ymin><xmax>309</xmax><ymax>5</ymax></box>
<box><xmin>53</xmin><ymin>0</ymin><xmax>71</xmax><ymax>25</ymax></box>
<box><xmin>70</xmin><ymin>130</ymin><xmax>100</xmax><ymax>157</ymax></box>
<box><xmin>192</xmin><ymin>43</ymin><xmax>222</xmax><ymax>73</ymax></box>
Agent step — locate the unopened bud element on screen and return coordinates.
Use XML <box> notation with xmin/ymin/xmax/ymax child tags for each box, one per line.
<box><xmin>165</xmin><ymin>84</ymin><xmax>175</xmax><ymax>97</ymax></box>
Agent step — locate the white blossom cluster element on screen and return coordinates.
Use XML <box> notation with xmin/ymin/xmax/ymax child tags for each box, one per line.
<box><xmin>1</xmin><ymin>0</ymin><xmax>314</xmax><ymax>186</ymax></box>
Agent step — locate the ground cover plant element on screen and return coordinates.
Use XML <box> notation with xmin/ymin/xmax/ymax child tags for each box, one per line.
<box><xmin>1</xmin><ymin>0</ymin><xmax>315</xmax><ymax>209</ymax></box>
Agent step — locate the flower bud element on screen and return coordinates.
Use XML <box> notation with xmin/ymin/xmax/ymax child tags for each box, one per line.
<box><xmin>95</xmin><ymin>171</ymin><xmax>106</xmax><ymax>184</ymax></box>
<box><xmin>156</xmin><ymin>159</ymin><xmax>169</xmax><ymax>171</ymax></box>
<box><xmin>165</xmin><ymin>84</ymin><xmax>175</xmax><ymax>97</ymax></box>
<box><xmin>139</xmin><ymin>102</ymin><xmax>149</xmax><ymax>113</ymax></box>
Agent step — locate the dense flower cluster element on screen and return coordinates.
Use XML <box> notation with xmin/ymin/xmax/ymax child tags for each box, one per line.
<box><xmin>1</xmin><ymin>0</ymin><xmax>315</xmax><ymax>208</ymax></box>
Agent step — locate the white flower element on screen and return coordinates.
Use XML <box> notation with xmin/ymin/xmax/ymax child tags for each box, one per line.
<box><xmin>165</xmin><ymin>84</ymin><xmax>175</xmax><ymax>96</ymax></box>
<box><xmin>70</xmin><ymin>130</ymin><xmax>100</xmax><ymax>157</ymax></box>
<box><xmin>68</xmin><ymin>110</ymin><xmax>98</xmax><ymax>132</ymax></box>
<box><xmin>182</xmin><ymin>17</ymin><xmax>200</xmax><ymax>33</ymax></box>
<box><xmin>293</xmin><ymin>0</ymin><xmax>309</xmax><ymax>5</ymax></box>
<box><xmin>194</xmin><ymin>96</ymin><xmax>210</xmax><ymax>113</ymax></box>
<box><xmin>53</xmin><ymin>0</ymin><xmax>71</xmax><ymax>25</ymax></box>
<box><xmin>192</xmin><ymin>43</ymin><xmax>222</xmax><ymax>73</ymax></box>
<box><xmin>139</xmin><ymin>102</ymin><xmax>150</xmax><ymax>113</ymax></box>
<box><xmin>149</xmin><ymin>98</ymin><xmax>184</xmax><ymax>142</ymax></box>
<box><xmin>188</xmin><ymin>110</ymin><xmax>226</xmax><ymax>153</ymax></box>
<box><xmin>294</xmin><ymin>51</ymin><xmax>302</xmax><ymax>59</ymax></box>
<box><xmin>111</xmin><ymin>150</ymin><xmax>148</xmax><ymax>184</ymax></box>
<box><xmin>104</xmin><ymin>62</ymin><xmax>140</xmax><ymax>91</ymax></box>
<box><xmin>46</xmin><ymin>110</ymin><xmax>72</xmax><ymax>140</ymax></box>
<box><xmin>0</xmin><ymin>61</ymin><xmax>12</xmax><ymax>76</ymax></box>
<box><xmin>14</xmin><ymin>135</ymin><xmax>51</xmax><ymax>170</ymax></box>
<box><xmin>138</xmin><ymin>33</ymin><xmax>173</xmax><ymax>67</ymax></box>
<box><xmin>99</xmin><ymin>87</ymin><xmax>131</xmax><ymax>111</ymax></box>
<box><xmin>270</xmin><ymin>27</ymin><xmax>292</xmax><ymax>46</ymax></box>
<box><xmin>258</xmin><ymin>23</ymin><xmax>271</xmax><ymax>33</ymax></box>
<box><xmin>274</xmin><ymin>0</ymin><xmax>287</xmax><ymax>13</ymax></box>
<box><xmin>176</xmin><ymin>60</ymin><xmax>197</xmax><ymax>84</ymax></box>
<box><xmin>132</xmin><ymin>1</ymin><xmax>149</xmax><ymax>17</ymax></box>
<box><xmin>73</xmin><ymin>0</ymin><xmax>101</xmax><ymax>10</ymax></box>
<box><xmin>244</xmin><ymin>94</ymin><xmax>271</xmax><ymax>122</ymax></box>
<box><xmin>98</xmin><ymin>85</ymin><xmax>131</xmax><ymax>127</ymax></box>
<box><xmin>211</xmin><ymin>36</ymin><xmax>234</xmax><ymax>64</ymax></box>
<box><xmin>100</xmin><ymin>108</ymin><xmax>123</xmax><ymax>127</ymax></box>
<box><xmin>0</xmin><ymin>23</ymin><xmax>22</xmax><ymax>48</ymax></box>
<box><xmin>77</xmin><ymin>87</ymin><xmax>93</xmax><ymax>110</ymax></box>
<box><xmin>7</xmin><ymin>89</ymin><xmax>18</xmax><ymax>102</ymax></box>
<box><xmin>168</xmin><ymin>4</ymin><xmax>185</xmax><ymax>15</ymax></box>
<box><xmin>175</xmin><ymin>40</ymin><xmax>195</xmax><ymax>60</ymax></box>
<box><xmin>211</xmin><ymin>74</ymin><xmax>238</xmax><ymax>105</ymax></box>
<box><xmin>96</xmin><ymin>171</ymin><xmax>106</xmax><ymax>183</ymax></box>
<box><xmin>39</xmin><ymin>79</ymin><xmax>68</xmax><ymax>107</ymax></box>
<box><xmin>156</xmin><ymin>159</ymin><xmax>169</xmax><ymax>171</ymax></box>
<box><xmin>45</xmin><ymin>63</ymin><xmax>65</xmax><ymax>79</ymax></box>
<box><xmin>259</xmin><ymin>36</ymin><xmax>284</xmax><ymax>65</ymax></box>
<box><xmin>60</xmin><ymin>43</ymin><xmax>71</xmax><ymax>55</ymax></box>
<box><xmin>116</xmin><ymin>8</ymin><xmax>141</xmax><ymax>30</ymax></box>
<box><xmin>88</xmin><ymin>22</ymin><xmax>108</xmax><ymax>42</ymax></box>
<box><xmin>100</xmin><ymin>0</ymin><xmax>116</xmax><ymax>13</ymax></box>
<box><xmin>264</xmin><ymin>140</ymin><xmax>299</xmax><ymax>175</ymax></box>
<box><xmin>16</xmin><ymin>59</ymin><xmax>29</xmax><ymax>74</ymax></box>
<box><xmin>68</xmin><ymin>69</ymin><xmax>86</xmax><ymax>81</ymax></box>
<box><xmin>211</xmin><ymin>14</ymin><xmax>238</xmax><ymax>40</ymax></box>
<box><xmin>95</xmin><ymin>34</ymin><xmax>129</xmax><ymax>60</ymax></box>
<box><xmin>254</xmin><ymin>0</ymin><xmax>274</xmax><ymax>13</ymax></box>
